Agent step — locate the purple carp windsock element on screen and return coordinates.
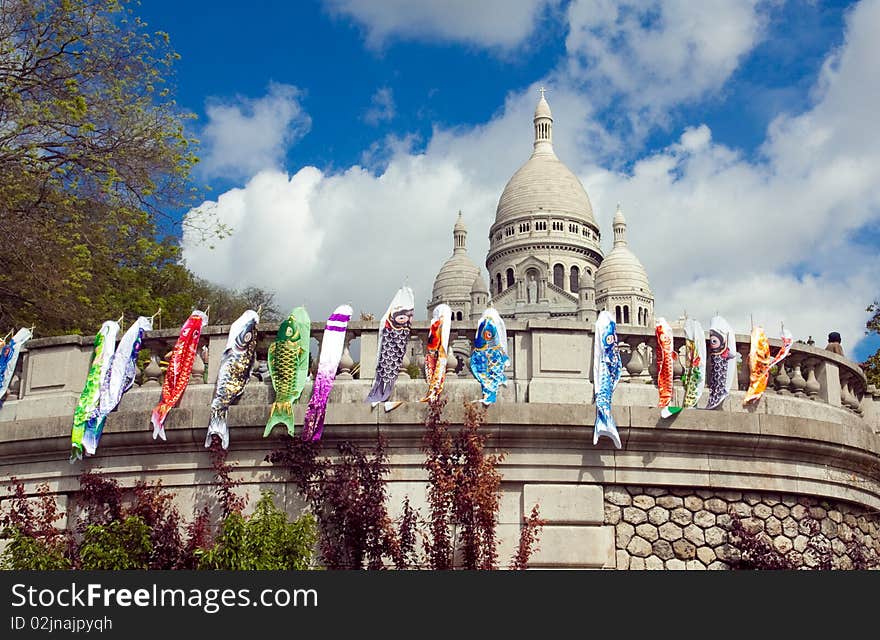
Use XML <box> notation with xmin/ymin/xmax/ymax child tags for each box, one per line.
<box><xmin>743</xmin><ymin>326</ymin><xmax>793</xmax><ymax>406</ymax></box>
<box><xmin>593</xmin><ymin>310</ymin><xmax>622</xmax><ymax>448</ymax></box>
<box><xmin>365</xmin><ymin>286</ymin><xmax>414</xmax><ymax>413</ymax></box>
<box><xmin>71</xmin><ymin>321</ymin><xmax>119</xmax><ymax>461</ymax></box>
<box><xmin>264</xmin><ymin>307</ymin><xmax>311</xmax><ymax>438</ymax></box>
<box><xmin>303</xmin><ymin>305</ymin><xmax>352</xmax><ymax>442</ymax></box>
<box><xmin>661</xmin><ymin>318</ymin><xmax>706</xmax><ymax>418</ymax></box>
<box><xmin>151</xmin><ymin>310</ymin><xmax>207</xmax><ymax>440</ymax></box>
<box><xmin>83</xmin><ymin>315</ymin><xmax>153</xmax><ymax>456</ymax></box>
<box><xmin>655</xmin><ymin>318</ymin><xmax>676</xmax><ymax>409</ymax></box>
<box><xmin>207</xmin><ymin>310</ymin><xmax>260</xmax><ymax>449</ymax></box>
<box><xmin>420</xmin><ymin>303</ymin><xmax>452</xmax><ymax>404</ymax></box>
<box><xmin>469</xmin><ymin>308</ymin><xmax>509</xmax><ymax>406</ymax></box>
<box><xmin>0</xmin><ymin>327</ymin><xmax>32</xmax><ymax>408</ymax></box>
<box><xmin>704</xmin><ymin>315</ymin><xmax>737</xmax><ymax>410</ymax></box>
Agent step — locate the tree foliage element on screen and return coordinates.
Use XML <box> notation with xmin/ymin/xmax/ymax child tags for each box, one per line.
<box><xmin>863</xmin><ymin>301</ymin><xmax>880</xmax><ymax>387</ymax></box>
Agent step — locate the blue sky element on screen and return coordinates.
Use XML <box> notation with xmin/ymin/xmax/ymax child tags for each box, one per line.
<box><xmin>137</xmin><ymin>0</ymin><xmax>879</xmax><ymax>360</ymax></box>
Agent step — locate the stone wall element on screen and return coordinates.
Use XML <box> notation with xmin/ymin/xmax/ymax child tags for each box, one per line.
<box><xmin>606</xmin><ymin>486</ymin><xmax>880</xmax><ymax>570</ymax></box>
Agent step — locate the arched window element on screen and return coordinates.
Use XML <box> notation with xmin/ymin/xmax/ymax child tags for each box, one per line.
<box><xmin>495</xmin><ymin>273</ymin><xmax>502</xmax><ymax>295</ymax></box>
<box><xmin>553</xmin><ymin>264</ymin><xmax>564</xmax><ymax>288</ymax></box>
<box><xmin>456</xmin><ymin>311</ymin><xmax>462</xmax><ymax>321</ymax></box>
<box><xmin>623</xmin><ymin>306</ymin><xmax>630</xmax><ymax>324</ymax></box>
<box><xmin>570</xmin><ymin>266</ymin><xmax>579</xmax><ymax>293</ymax></box>
<box><xmin>615</xmin><ymin>306</ymin><xmax>622</xmax><ymax>324</ymax></box>
<box><xmin>506</xmin><ymin>268</ymin><xmax>514</xmax><ymax>289</ymax></box>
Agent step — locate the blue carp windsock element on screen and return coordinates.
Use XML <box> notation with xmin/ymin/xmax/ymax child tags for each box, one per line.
<box><xmin>704</xmin><ymin>315</ymin><xmax>737</xmax><ymax>410</ymax></box>
<box><xmin>82</xmin><ymin>315</ymin><xmax>153</xmax><ymax>456</ymax></box>
<box><xmin>0</xmin><ymin>327</ymin><xmax>33</xmax><ymax>407</ymax></box>
<box><xmin>207</xmin><ymin>309</ymin><xmax>260</xmax><ymax>449</ymax></box>
<box><xmin>661</xmin><ymin>318</ymin><xmax>706</xmax><ymax>418</ymax></box>
<box><xmin>151</xmin><ymin>310</ymin><xmax>207</xmax><ymax>440</ymax></box>
<box><xmin>743</xmin><ymin>326</ymin><xmax>793</xmax><ymax>406</ymax></box>
<box><xmin>593</xmin><ymin>310</ymin><xmax>622</xmax><ymax>448</ymax></box>
<box><xmin>264</xmin><ymin>306</ymin><xmax>311</xmax><ymax>438</ymax></box>
<box><xmin>654</xmin><ymin>318</ymin><xmax>676</xmax><ymax>409</ymax></box>
<box><xmin>71</xmin><ymin>321</ymin><xmax>119</xmax><ymax>461</ymax></box>
<box><xmin>303</xmin><ymin>304</ymin><xmax>352</xmax><ymax>442</ymax></box>
<box><xmin>420</xmin><ymin>303</ymin><xmax>452</xmax><ymax>404</ymax></box>
<box><xmin>365</xmin><ymin>286</ymin><xmax>414</xmax><ymax>413</ymax></box>
<box><xmin>469</xmin><ymin>308</ymin><xmax>509</xmax><ymax>406</ymax></box>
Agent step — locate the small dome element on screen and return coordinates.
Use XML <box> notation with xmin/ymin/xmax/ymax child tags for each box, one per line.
<box><xmin>432</xmin><ymin>254</ymin><xmax>480</xmax><ymax>301</ymax></box>
<box><xmin>579</xmin><ymin>268</ymin><xmax>594</xmax><ymax>289</ymax></box>
<box><xmin>535</xmin><ymin>94</ymin><xmax>552</xmax><ymax>119</ymax></box>
<box><xmin>470</xmin><ymin>274</ymin><xmax>488</xmax><ymax>295</ymax></box>
<box><xmin>613</xmin><ymin>203</ymin><xmax>626</xmax><ymax>226</ymax></box>
<box><xmin>454</xmin><ymin>210</ymin><xmax>467</xmax><ymax>233</ymax></box>
<box><xmin>594</xmin><ymin>246</ymin><xmax>652</xmax><ymax>296</ymax></box>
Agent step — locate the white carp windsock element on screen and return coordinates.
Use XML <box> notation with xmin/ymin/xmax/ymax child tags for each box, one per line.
<box><xmin>71</xmin><ymin>321</ymin><xmax>119</xmax><ymax>461</ymax></box>
<box><xmin>0</xmin><ymin>327</ymin><xmax>33</xmax><ymax>407</ymax></box>
<box><xmin>420</xmin><ymin>303</ymin><xmax>452</xmax><ymax>404</ymax></box>
<box><xmin>365</xmin><ymin>286</ymin><xmax>414</xmax><ymax>412</ymax></box>
<box><xmin>302</xmin><ymin>304</ymin><xmax>353</xmax><ymax>442</ymax></box>
<box><xmin>83</xmin><ymin>315</ymin><xmax>153</xmax><ymax>455</ymax></box>
<box><xmin>704</xmin><ymin>315</ymin><xmax>737</xmax><ymax>410</ymax></box>
<box><xmin>661</xmin><ymin>318</ymin><xmax>706</xmax><ymax>418</ymax></box>
<box><xmin>593</xmin><ymin>310</ymin><xmax>622</xmax><ymax>448</ymax></box>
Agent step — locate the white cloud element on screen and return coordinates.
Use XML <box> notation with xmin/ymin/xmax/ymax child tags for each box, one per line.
<box><xmin>363</xmin><ymin>87</ymin><xmax>396</xmax><ymax>126</ymax></box>
<box><xmin>323</xmin><ymin>0</ymin><xmax>558</xmax><ymax>50</ymax></box>
<box><xmin>565</xmin><ymin>0</ymin><xmax>767</xmax><ymax>124</ymax></box>
<box><xmin>199</xmin><ymin>83</ymin><xmax>311</xmax><ymax>180</ymax></box>
<box><xmin>183</xmin><ymin>0</ymin><xmax>880</xmax><ymax>355</ymax></box>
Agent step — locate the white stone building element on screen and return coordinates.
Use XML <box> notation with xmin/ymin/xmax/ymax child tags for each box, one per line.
<box><xmin>429</xmin><ymin>91</ymin><xmax>654</xmax><ymax>326</ymax></box>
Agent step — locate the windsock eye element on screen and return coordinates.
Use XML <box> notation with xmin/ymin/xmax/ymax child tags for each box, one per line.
<box><xmin>483</xmin><ymin>330</ymin><xmax>493</xmax><ymax>341</ymax></box>
<box><xmin>286</xmin><ymin>327</ymin><xmax>293</xmax><ymax>337</ymax></box>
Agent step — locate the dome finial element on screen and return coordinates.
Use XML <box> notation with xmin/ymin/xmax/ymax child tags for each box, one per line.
<box><xmin>533</xmin><ymin>86</ymin><xmax>553</xmax><ymax>153</ymax></box>
<box><xmin>453</xmin><ymin>210</ymin><xmax>467</xmax><ymax>253</ymax></box>
<box><xmin>613</xmin><ymin>203</ymin><xmax>627</xmax><ymax>247</ymax></box>
<box><xmin>539</xmin><ymin>86</ymin><xmax>546</xmax><ymax>100</ymax></box>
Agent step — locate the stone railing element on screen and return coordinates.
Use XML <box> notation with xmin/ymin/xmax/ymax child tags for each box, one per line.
<box><xmin>2</xmin><ymin>319</ymin><xmax>878</xmax><ymax>431</ymax></box>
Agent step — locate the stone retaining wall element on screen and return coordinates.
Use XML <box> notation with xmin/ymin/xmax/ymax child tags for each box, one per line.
<box><xmin>606</xmin><ymin>486</ymin><xmax>880</xmax><ymax>569</ymax></box>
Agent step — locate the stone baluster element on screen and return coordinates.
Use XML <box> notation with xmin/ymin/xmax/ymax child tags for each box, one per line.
<box><xmin>774</xmin><ymin>363</ymin><xmax>791</xmax><ymax>395</ymax></box>
<box><xmin>803</xmin><ymin>359</ymin><xmax>820</xmax><ymax>400</ymax></box>
<box><xmin>337</xmin><ymin>338</ymin><xmax>355</xmax><ymax>380</ymax></box>
<box><xmin>190</xmin><ymin>350</ymin><xmax>206</xmax><ymax>384</ymax></box>
<box><xmin>673</xmin><ymin>344</ymin><xmax>685</xmax><ymax>386</ymax></box>
<box><xmin>398</xmin><ymin>349</ymin><xmax>411</xmax><ymax>380</ymax></box>
<box><xmin>647</xmin><ymin>337</ymin><xmax>658</xmax><ymax>385</ymax></box>
<box><xmin>446</xmin><ymin>354</ymin><xmax>458</xmax><ymax>379</ymax></box>
<box><xmin>789</xmin><ymin>360</ymin><xmax>807</xmax><ymax>398</ymax></box>
<box><xmin>141</xmin><ymin>354</ymin><xmax>163</xmax><ymax>386</ymax></box>
<box><xmin>626</xmin><ymin>340</ymin><xmax>646</xmax><ymax>381</ymax></box>
<box><xmin>737</xmin><ymin>341</ymin><xmax>751</xmax><ymax>391</ymax></box>
<box><xmin>618</xmin><ymin>339</ymin><xmax>632</xmax><ymax>383</ymax></box>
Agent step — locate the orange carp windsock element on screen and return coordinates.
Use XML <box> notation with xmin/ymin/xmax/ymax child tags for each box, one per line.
<box><xmin>655</xmin><ymin>318</ymin><xmax>676</xmax><ymax>409</ymax></box>
<box><xmin>743</xmin><ymin>326</ymin><xmax>793</xmax><ymax>405</ymax></box>
<box><xmin>151</xmin><ymin>310</ymin><xmax>207</xmax><ymax>440</ymax></box>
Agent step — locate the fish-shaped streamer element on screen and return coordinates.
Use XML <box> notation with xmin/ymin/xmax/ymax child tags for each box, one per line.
<box><xmin>303</xmin><ymin>305</ymin><xmax>352</xmax><ymax>442</ymax></box>
<box><xmin>207</xmin><ymin>309</ymin><xmax>260</xmax><ymax>449</ymax></box>
<box><xmin>71</xmin><ymin>321</ymin><xmax>119</xmax><ymax>461</ymax></box>
<box><xmin>654</xmin><ymin>318</ymin><xmax>676</xmax><ymax>409</ymax></box>
<box><xmin>593</xmin><ymin>310</ymin><xmax>622</xmax><ymax>448</ymax></box>
<box><xmin>469</xmin><ymin>308</ymin><xmax>509</xmax><ymax>406</ymax></box>
<box><xmin>365</xmin><ymin>287</ymin><xmax>414</xmax><ymax>412</ymax></box>
<box><xmin>151</xmin><ymin>310</ymin><xmax>208</xmax><ymax>440</ymax></box>
<box><xmin>743</xmin><ymin>326</ymin><xmax>793</xmax><ymax>406</ymax></box>
<box><xmin>704</xmin><ymin>316</ymin><xmax>737</xmax><ymax>410</ymax></box>
<box><xmin>661</xmin><ymin>318</ymin><xmax>706</xmax><ymax>418</ymax></box>
<box><xmin>420</xmin><ymin>304</ymin><xmax>452</xmax><ymax>404</ymax></box>
<box><xmin>83</xmin><ymin>316</ymin><xmax>153</xmax><ymax>455</ymax></box>
<box><xmin>265</xmin><ymin>307</ymin><xmax>311</xmax><ymax>438</ymax></box>
<box><xmin>0</xmin><ymin>328</ymin><xmax>33</xmax><ymax>407</ymax></box>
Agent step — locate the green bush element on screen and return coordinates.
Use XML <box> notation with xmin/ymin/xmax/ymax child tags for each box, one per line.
<box><xmin>79</xmin><ymin>516</ymin><xmax>152</xmax><ymax>570</ymax></box>
<box><xmin>1</xmin><ymin>528</ymin><xmax>71</xmax><ymax>570</ymax></box>
<box><xmin>198</xmin><ymin>491</ymin><xmax>316</xmax><ymax>570</ymax></box>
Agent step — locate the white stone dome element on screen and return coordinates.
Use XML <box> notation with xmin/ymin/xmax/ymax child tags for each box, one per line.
<box><xmin>470</xmin><ymin>273</ymin><xmax>488</xmax><ymax>295</ymax></box>
<box><xmin>594</xmin><ymin>205</ymin><xmax>652</xmax><ymax>296</ymax></box>
<box><xmin>431</xmin><ymin>212</ymin><xmax>480</xmax><ymax>302</ymax></box>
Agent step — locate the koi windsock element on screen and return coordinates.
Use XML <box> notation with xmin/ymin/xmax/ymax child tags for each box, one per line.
<box><xmin>302</xmin><ymin>305</ymin><xmax>352</xmax><ymax>442</ymax></box>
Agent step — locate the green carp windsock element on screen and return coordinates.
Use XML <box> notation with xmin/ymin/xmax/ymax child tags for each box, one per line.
<box><xmin>71</xmin><ymin>321</ymin><xmax>119</xmax><ymax>462</ymax></box>
<box><xmin>661</xmin><ymin>318</ymin><xmax>706</xmax><ymax>418</ymax></box>
<box><xmin>303</xmin><ymin>304</ymin><xmax>353</xmax><ymax>442</ymax></box>
<box><xmin>265</xmin><ymin>307</ymin><xmax>311</xmax><ymax>438</ymax></box>
<box><xmin>0</xmin><ymin>327</ymin><xmax>33</xmax><ymax>407</ymax></box>
<box><xmin>207</xmin><ymin>309</ymin><xmax>260</xmax><ymax>449</ymax></box>
<box><xmin>83</xmin><ymin>315</ymin><xmax>152</xmax><ymax>456</ymax></box>
<box><xmin>366</xmin><ymin>286</ymin><xmax>414</xmax><ymax>412</ymax></box>
<box><xmin>420</xmin><ymin>303</ymin><xmax>452</xmax><ymax>404</ymax></box>
<box><xmin>704</xmin><ymin>315</ymin><xmax>737</xmax><ymax>410</ymax></box>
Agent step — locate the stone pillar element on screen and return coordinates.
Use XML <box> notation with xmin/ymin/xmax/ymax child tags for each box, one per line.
<box><xmin>816</xmin><ymin>360</ymin><xmax>841</xmax><ymax>407</ymax></box>
<box><xmin>206</xmin><ymin>333</ymin><xmax>229</xmax><ymax>385</ymax></box>
<box><xmin>359</xmin><ymin>330</ymin><xmax>378</xmax><ymax>380</ymax></box>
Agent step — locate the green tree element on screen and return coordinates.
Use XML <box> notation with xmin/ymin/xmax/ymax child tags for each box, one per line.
<box><xmin>198</xmin><ymin>491</ymin><xmax>316</xmax><ymax>570</ymax></box>
<box><xmin>79</xmin><ymin>515</ymin><xmax>153</xmax><ymax>570</ymax></box>
<box><xmin>863</xmin><ymin>302</ymin><xmax>880</xmax><ymax>387</ymax></box>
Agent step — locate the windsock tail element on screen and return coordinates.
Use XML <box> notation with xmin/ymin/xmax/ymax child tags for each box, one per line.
<box><xmin>302</xmin><ymin>410</ymin><xmax>326</xmax><ymax>442</ymax></box>
<box><xmin>480</xmin><ymin>390</ymin><xmax>497</xmax><ymax>406</ymax></box>
<box><xmin>594</xmin><ymin>408</ymin><xmax>622</xmax><ymax>449</ymax></box>
<box><xmin>206</xmin><ymin>407</ymin><xmax>229</xmax><ymax>449</ymax></box>
<box><xmin>151</xmin><ymin>404</ymin><xmax>171</xmax><ymax>440</ymax></box>
<box><xmin>81</xmin><ymin>416</ymin><xmax>106</xmax><ymax>456</ymax></box>
<box><xmin>661</xmin><ymin>406</ymin><xmax>683</xmax><ymax>418</ymax></box>
<box><xmin>69</xmin><ymin>444</ymin><xmax>83</xmax><ymax>464</ymax></box>
<box><xmin>264</xmin><ymin>401</ymin><xmax>295</xmax><ymax>438</ymax></box>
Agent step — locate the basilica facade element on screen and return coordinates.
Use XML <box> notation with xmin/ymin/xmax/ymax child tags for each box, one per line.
<box><xmin>428</xmin><ymin>92</ymin><xmax>654</xmax><ymax>327</ymax></box>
